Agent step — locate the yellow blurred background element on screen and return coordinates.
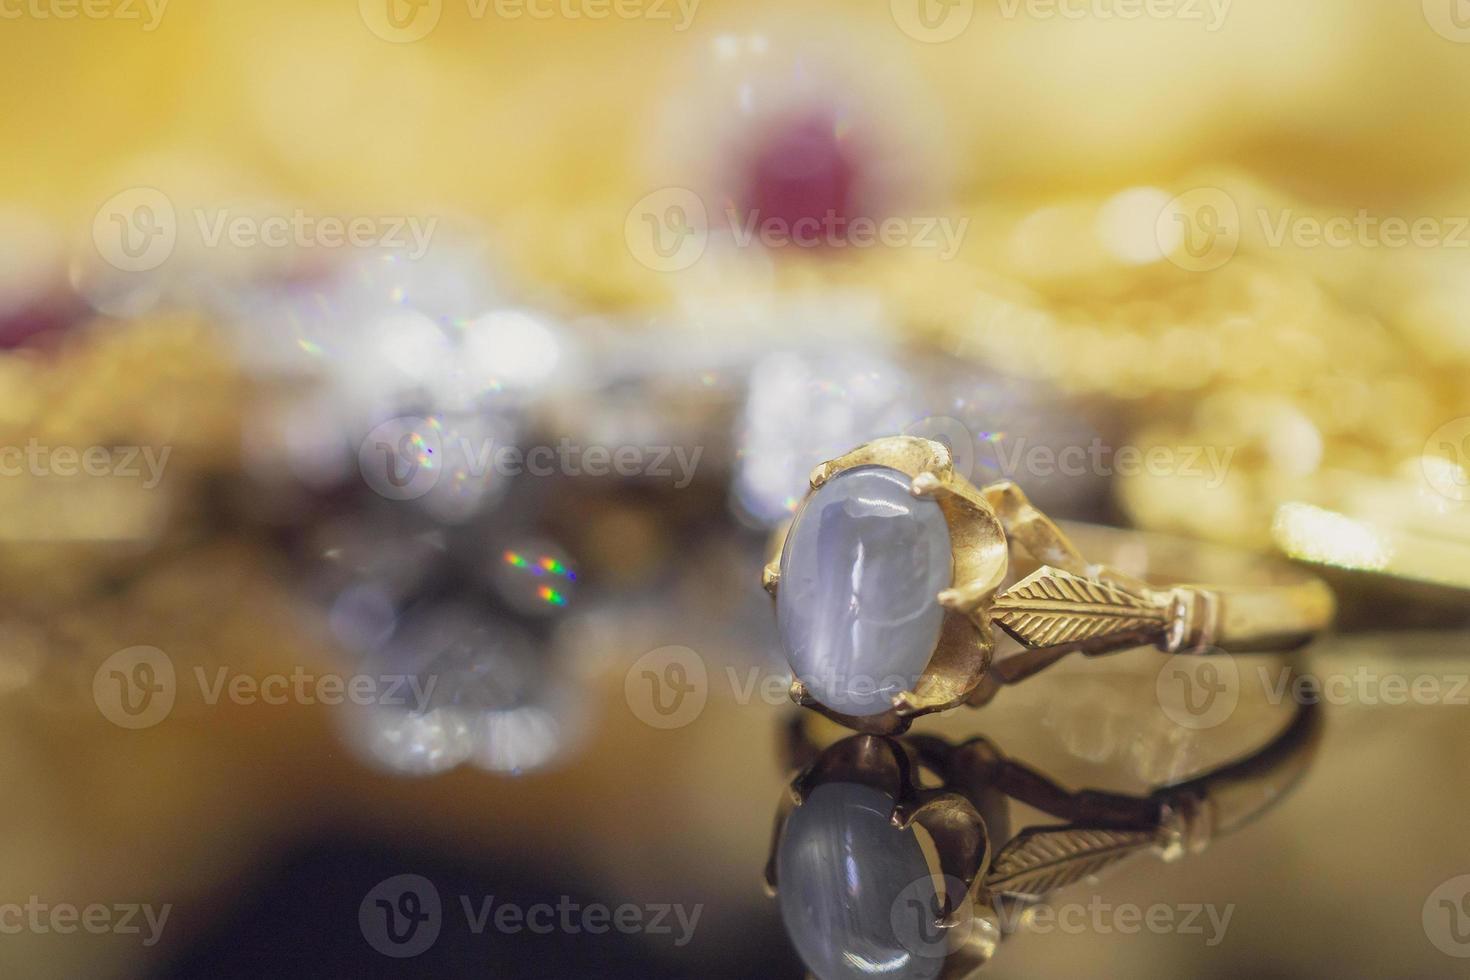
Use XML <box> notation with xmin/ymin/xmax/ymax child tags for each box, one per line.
<box><xmin>4</xmin><ymin>2</ymin><xmax>1470</xmax><ymax>978</ymax></box>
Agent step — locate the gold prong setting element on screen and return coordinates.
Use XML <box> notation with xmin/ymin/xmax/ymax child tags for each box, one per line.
<box><xmin>767</xmin><ymin>436</ymin><xmax>1009</xmax><ymax>735</ymax></box>
<box><xmin>807</xmin><ymin>460</ymin><xmax>838</xmax><ymax>490</ymax></box>
<box><xmin>937</xmin><ymin>579</ymin><xmax>992</xmax><ymax>614</ymax></box>
<box><xmin>909</xmin><ymin>471</ymin><xmax>948</xmax><ymax>499</ymax></box>
<box><xmin>761</xmin><ymin>561</ymin><xmax>780</xmax><ymax>597</ymax></box>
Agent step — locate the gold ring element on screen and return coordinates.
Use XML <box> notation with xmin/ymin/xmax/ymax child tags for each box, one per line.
<box><xmin>762</xmin><ymin>436</ymin><xmax>1336</xmax><ymax>733</ymax></box>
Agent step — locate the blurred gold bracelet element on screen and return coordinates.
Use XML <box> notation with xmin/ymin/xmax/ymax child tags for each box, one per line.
<box><xmin>1270</xmin><ymin>467</ymin><xmax>1470</xmax><ymax>629</ymax></box>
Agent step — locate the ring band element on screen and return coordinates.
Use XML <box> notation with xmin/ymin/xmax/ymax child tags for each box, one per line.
<box><xmin>763</xmin><ymin>436</ymin><xmax>1336</xmax><ymax>733</ymax></box>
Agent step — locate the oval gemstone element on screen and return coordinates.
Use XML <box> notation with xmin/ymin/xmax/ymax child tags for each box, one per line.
<box><xmin>777</xmin><ymin>782</ymin><xmax>945</xmax><ymax>980</ymax></box>
<box><xmin>778</xmin><ymin>465</ymin><xmax>952</xmax><ymax>716</ymax></box>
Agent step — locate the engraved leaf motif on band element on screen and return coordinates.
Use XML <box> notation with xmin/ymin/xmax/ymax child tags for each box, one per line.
<box><xmin>991</xmin><ymin>567</ymin><xmax>1166</xmax><ymax>648</ymax></box>
<box><xmin>984</xmin><ymin>826</ymin><xmax>1157</xmax><ymax>900</ymax></box>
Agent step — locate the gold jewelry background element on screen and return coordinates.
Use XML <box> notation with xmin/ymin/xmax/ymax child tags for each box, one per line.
<box><xmin>3</xmin><ymin>2</ymin><xmax>1470</xmax><ymax>977</ymax></box>
<box><xmin>4</xmin><ymin>1</ymin><xmax>1470</xmax><ymax>570</ymax></box>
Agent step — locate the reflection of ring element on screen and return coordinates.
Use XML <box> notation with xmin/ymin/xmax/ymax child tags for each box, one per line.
<box><xmin>763</xmin><ymin>436</ymin><xmax>1335</xmax><ymax>733</ymax></box>
<box><xmin>766</xmin><ymin>701</ymin><xmax>1320</xmax><ymax>977</ymax></box>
